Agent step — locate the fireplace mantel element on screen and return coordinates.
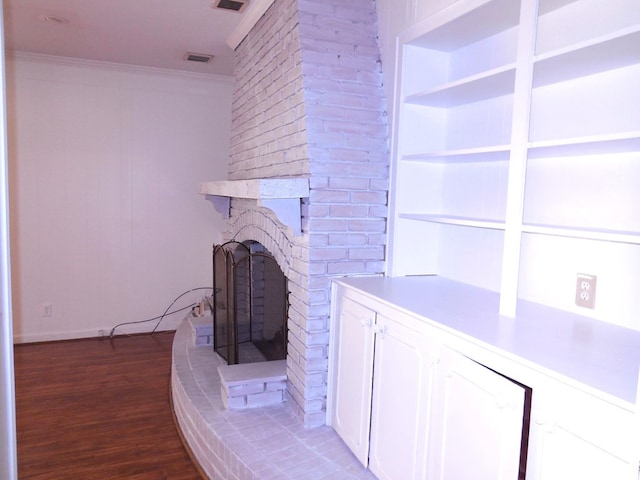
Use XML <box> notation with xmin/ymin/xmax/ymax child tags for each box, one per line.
<box><xmin>198</xmin><ymin>178</ymin><xmax>309</xmax><ymax>235</ymax></box>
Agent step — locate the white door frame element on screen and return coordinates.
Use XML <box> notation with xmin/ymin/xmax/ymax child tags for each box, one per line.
<box><xmin>0</xmin><ymin>1</ymin><xmax>18</xmax><ymax>478</ymax></box>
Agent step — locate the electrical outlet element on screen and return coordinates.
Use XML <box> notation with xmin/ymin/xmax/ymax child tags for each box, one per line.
<box><xmin>575</xmin><ymin>273</ymin><xmax>597</xmax><ymax>309</ymax></box>
<box><xmin>42</xmin><ymin>303</ymin><xmax>53</xmax><ymax>318</ymax></box>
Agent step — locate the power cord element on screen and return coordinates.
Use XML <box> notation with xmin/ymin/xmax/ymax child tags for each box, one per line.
<box><xmin>109</xmin><ymin>286</ymin><xmax>212</xmax><ymax>338</ymax></box>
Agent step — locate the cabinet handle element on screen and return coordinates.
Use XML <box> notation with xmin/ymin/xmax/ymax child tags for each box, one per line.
<box><xmin>373</xmin><ymin>324</ymin><xmax>387</xmax><ymax>336</ymax></box>
<box><xmin>495</xmin><ymin>396</ymin><xmax>509</xmax><ymax>410</ymax></box>
<box><xmin>359</xmin><ymin>318</ymin><xmax>373</xmax><ymax>328</ymax></box>
<box><xmin>534</xmin><ymin>412</ymin><xmax>557</xmax><ymax>433</ymax></box>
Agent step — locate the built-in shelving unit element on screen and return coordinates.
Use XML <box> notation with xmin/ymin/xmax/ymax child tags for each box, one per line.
<box><xmin>387</xmin><ymin>0</ymin><xmax>640</xmax><ymax>329</ymax></box>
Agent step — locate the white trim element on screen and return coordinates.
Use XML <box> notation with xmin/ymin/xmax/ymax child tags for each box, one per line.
<box><xmin>0</xmin><ymin>3</ymin><xmax>17</xmax><ymax>476</ymax></box>
<box><xmin>6</xmin><ymin>51</ymin><xmax>234</xmax><ymax>83</ymax></box>
<box><xmin>226</xmin><ymin>0</ymin><xmax>276</xmax><ymax>50</ymax></box>
<box><xmin>13</xmin><ymin>323</ymin><xmax>180</xmax><ymax>344</ymax></box>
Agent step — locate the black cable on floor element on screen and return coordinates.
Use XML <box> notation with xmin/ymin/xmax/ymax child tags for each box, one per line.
<box><xmin>109</xmin><ymin>286</ymin><xmax>212</xmax><ymax>338</ymax></box>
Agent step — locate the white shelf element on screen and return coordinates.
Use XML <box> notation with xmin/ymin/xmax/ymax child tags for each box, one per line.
<box><xmin>408</xmin><ymin>0</ymin><xmax>520</xmax><ymax>50</ymax></box>
<box><xmin>399</xmin><ymin>214</ymin><xmax>505</xmax><ymax>230</ymax></box>
<box><xmin>533</xmin><ymin>26</ymin><xmax>640</xmax><ymax>87</ymax></box>
<box><xmin>402</xmin><ymin>145</ymin><xmax>511</xmax><ymax>163</ymax></box>
<box><xmin>538</xmin><ymin>0</ymin><xmax>579</xmax><ymax>15</ymax></box>
<box><xmin>388</xmin><ymin>0</ymin><xmax>640</xmax><ymax>326</ymax></box>
<box><xmin>522</xmin><ymin>223</ymin><xmax>640</xmax><ymax>245</ymax></box>
<box><xmin>405</xmin><ymin>65</ymin><xmax>516</xmax><ymax>107</ymax></box>
<box><xmin>527</xmin><ymin>131</ymin><xmax>640</xmax><ymax>158</ymax></box>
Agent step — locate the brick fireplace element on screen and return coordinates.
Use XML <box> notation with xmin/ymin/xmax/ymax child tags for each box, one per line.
<box><xmin>204</xmin><ymin>0</ymin><xmax>389</xmax><ymax>428</ymax></box>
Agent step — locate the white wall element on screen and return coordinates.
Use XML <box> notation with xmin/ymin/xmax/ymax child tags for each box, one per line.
<box><xmin>6</xmin><ymin>54</ymin><xmax>233</xmax><ymax>343</ymax></box>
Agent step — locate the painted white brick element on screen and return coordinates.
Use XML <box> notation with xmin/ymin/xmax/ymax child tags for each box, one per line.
<box><xmin>348</xmin><ymin>219</ymin><xmax>387</xmax><ymax>233</ymax></box>
<box><xmin>308</xmin><ymin>190</ymin><xmax>350</xmax><ymax>204</ymax></box>
<box><xmin>298</xmin><ymin>356</ymin><xmax>329</xmax><ymax>373</ymax></box>
<box><xmin>300</xmin><ymin>330</ymin><xmax>330</xmax><ymax>346</ymax></box>
<box><xmin>247</xmin><ymin>390</ymin><xmax>285</xmax><ymax>408</ymax></box>
<box><xmin>306</xmin><ymin>218</ymin><xmax>349</xmax><ymax>232</ymax></box>
<box><xmin>296</xmin><ymin>316</ymin><xmax>327</xmax><ymax>332</ymax></box>
<box><xmin>225</xmin><ymin>0</ymin><xmax>388</xmax><ymax>428</ymax></box>
<box><xmin>226</xmin><ymin>382</ymin><xmax>267</xmax><ymax>397</ymax></box>
<box><xmin>349</xmin><ymin>246</ymin><xmax>385</xmax><ymax>261</ymax></box>
<box><xmin>194</xmin><ymin>335</ymin><xmax>212</xmax><ymax>346</ymax></box>
<box><xmin>308</xmin><ymin>247</ymin><xmax>347</xmax><ymax>261</ymax></box>
<box><xmin>329</xmin><ymin>205</ymin><xmax>369</xmax><ymax>217</ymax></box>
<box><xmin>327</xmin><ymin>261</ymin><xmax>366</xmax><ymax>275</ymax></box>
<box><xmin>265</xmin><ymin>380</ymin><xmax>288</xmax><ymax>392</ymax></box>
<box><xmin>328</xmin><ymin>233</ymin><xmax>368</xmax><ymax>246</ymax></box>
<box><xmin>223</xmin><ymin>394</ymin><xmax>247</xmax><ymax>410</ymax></box>
<box><xmin>301</xmin><ymin>302</ymin><xmax>331</xmax><ymax>319</ymax></box>
<box><xmin>365</xmin><ymin>261</ymin><xmax>386</xmax><ymax>273</ymax></box>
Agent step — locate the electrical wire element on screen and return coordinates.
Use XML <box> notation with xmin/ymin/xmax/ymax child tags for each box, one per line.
<box><xmin>109</xmin><ymin>286</ymin><xmax>212</xmax><ymax>338</ymax></box>
<box><xmin>108</xmin><ymin>304</ymin><xmax>195</xmax><ymax>338</ymax></box>
<box><xmin>150</xmin><ymin>286</ymin><xmax>212</xmax><ymax>335</ymax></box>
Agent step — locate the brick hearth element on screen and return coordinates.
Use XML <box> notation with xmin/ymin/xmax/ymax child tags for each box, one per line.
<box><xmin>172</xmin><ymin>315</ymin><xmax>376</xmax><ymax>479</ymax></box>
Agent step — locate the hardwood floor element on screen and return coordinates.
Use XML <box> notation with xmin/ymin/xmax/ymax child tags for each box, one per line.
<box><xmin>14</xmin><ymin>333</ymin><xmax>203</xmax><ymax>480</ymax></box>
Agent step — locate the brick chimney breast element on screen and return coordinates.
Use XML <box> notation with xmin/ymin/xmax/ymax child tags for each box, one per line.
<box><xmin>227</xmin><ymin>0</ymin><xmax>389</xmax><ymax>428</ymax></box>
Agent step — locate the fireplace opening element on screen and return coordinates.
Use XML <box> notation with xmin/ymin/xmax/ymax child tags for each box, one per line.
<box><xmin>212</xmin><ymin>240</ymin><xmax>288</xmax><ymax>364</ymax></box>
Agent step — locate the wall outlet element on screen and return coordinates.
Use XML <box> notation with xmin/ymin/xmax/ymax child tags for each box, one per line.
<box><xmin>575</xmin><ymin>273</ymin><xmax>597</xmax><ymax>309</ymax></box>
<box><xmin>41</xmin><ymin>303</ymin><xmax>53</xmax><ymax>317</ymax></box>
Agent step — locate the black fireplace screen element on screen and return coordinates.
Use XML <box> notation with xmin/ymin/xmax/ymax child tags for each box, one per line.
<box><xmin>212</xmin><ymin>241</ymin><xmax>288</xmax><ymax>364</ymax></box>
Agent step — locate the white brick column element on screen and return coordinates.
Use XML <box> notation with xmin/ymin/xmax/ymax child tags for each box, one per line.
<box><xmin>227</xmin><ymin>0</ymin><xmax>388</xmax><ymax>428</ymax></box>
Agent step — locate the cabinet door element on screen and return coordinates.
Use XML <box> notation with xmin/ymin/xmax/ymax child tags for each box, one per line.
<box><xmin>328</xmin><ymin>295</ymin><xmax>376</xmax><ymax>466</ymax></box>
<box><xmin>368</xmin><ymin>313</ymin><xmax>434</xmax><ymax>480</ymax></box>
<box><xmin>528</xmin><ymin>382</ymin><xmax>637</xmax><ymax>480</ymax></box>
<box><xmin>428</xmin><ymin>349</ymin><xmax>526</xmax><ymax>480</ymax></box>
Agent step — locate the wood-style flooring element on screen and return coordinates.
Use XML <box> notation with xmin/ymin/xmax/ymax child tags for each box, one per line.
<box><xmin>14</xmin><ymin>333</ymin><xmax>203</xmax><ymax>480</ymax></box>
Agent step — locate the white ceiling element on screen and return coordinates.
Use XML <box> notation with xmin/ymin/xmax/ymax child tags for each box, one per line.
<box><xmin>2</xmin><ymin>0</ymin><xmax>246</xmax><ymax>76</ymax></box>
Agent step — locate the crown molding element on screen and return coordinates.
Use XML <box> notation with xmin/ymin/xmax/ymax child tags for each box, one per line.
<box><xmin>226</xmin><ymin>0</ymin><xmax>276</xmax><ymax>50</ymax></box>
<box><xmin>6</xmin><ymin>51</ymin><xmax>234</xmax><ymax>83</ymax></box>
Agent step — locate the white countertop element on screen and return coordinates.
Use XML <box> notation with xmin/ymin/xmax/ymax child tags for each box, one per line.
<box><xmin>335</xmin><ymin>275</ymin><xmax>640</xmax><ymax>405</ymax></box>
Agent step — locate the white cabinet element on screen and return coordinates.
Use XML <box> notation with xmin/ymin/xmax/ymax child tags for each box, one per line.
<box><xmin>367</xmin><ymin>312</ymin><xmax>433</xmax><ymax>480</ymax></box>
<box><xmin>328</xmin><ymin>294</ymin><xmax>375</xmax><ymax>465</ymax></box>
<box><xmin>387</xmin><ymin>0</ymin><xmax>640</xmax><ymax>329</ymax></box>
<box><xmin>328</xmin><ymin>284</ymin><xmax>531</xmax><ymax>480</ymax></box>
<box><xmin>329</xmin><ymin>278</ymin><xmax>640</xmax><ymax>480</ymax></box>
<box><xmin>527</xmin><ymin>380</ymin><xmax>638</xmax><ymax>480</ymax></box>
<box><xmin>427</xmin><ymin>350</ymin><xmax>527</xmax><ymax>480</ymax></box>
<box><xmin>328</xmin><ymin>292</ymin><xmax>434</xmax><ymax>479</ymax></box>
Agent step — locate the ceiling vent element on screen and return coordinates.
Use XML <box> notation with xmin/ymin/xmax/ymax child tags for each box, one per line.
<box><xmin>184</xmin><ymin>52</ymin><xmax>214</xmax><ymax>63</ymax></box>
<box><xmin>213</xmin><ymin>0</ymin><xmax>249</xmax><ymax>12</ymax></box>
